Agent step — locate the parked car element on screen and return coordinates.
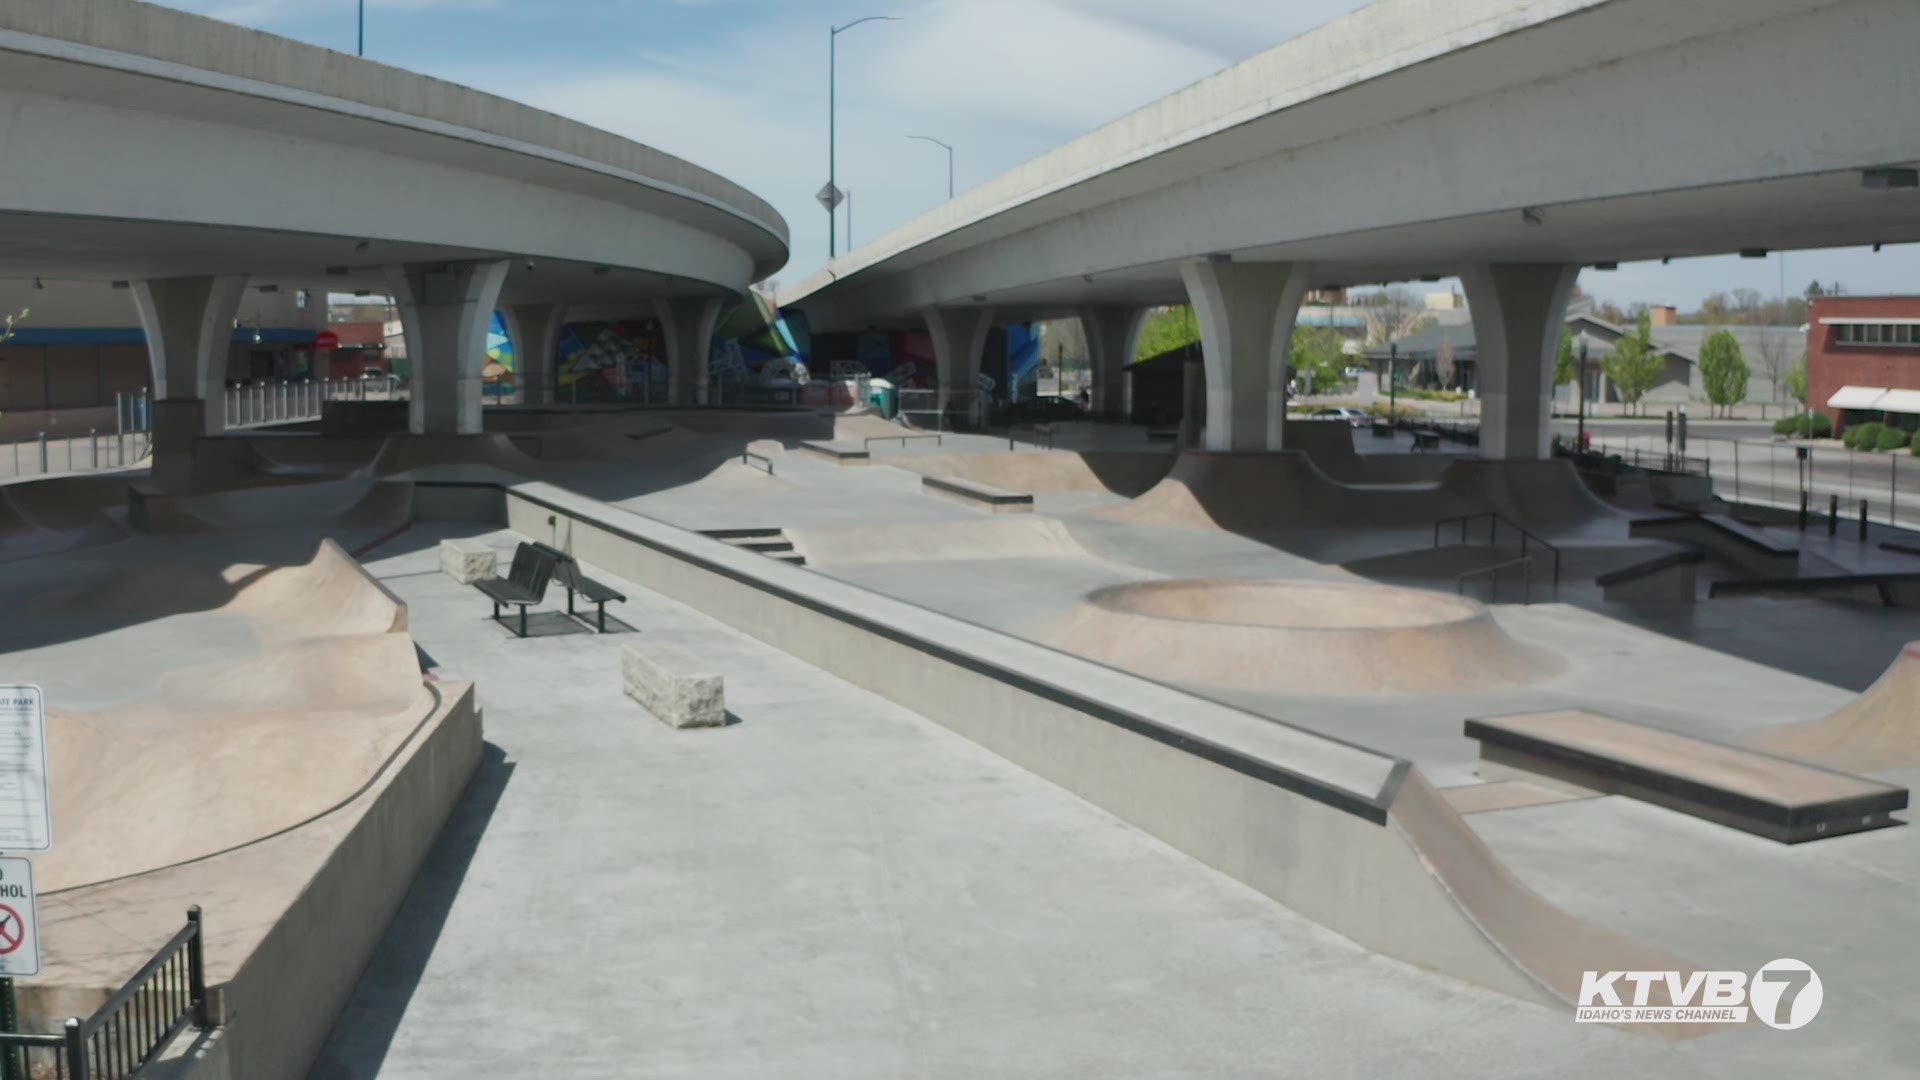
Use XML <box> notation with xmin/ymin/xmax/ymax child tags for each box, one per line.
<box><xmin>1311</xmin><ymin>406</ymin><xmax>1368</xmax><ymax>427</ymax></box>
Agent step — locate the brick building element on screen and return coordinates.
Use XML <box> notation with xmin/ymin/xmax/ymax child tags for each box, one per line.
<box><xmin>1809</xmin><ymin>295</ymin><xmax>1920</xmax><ymax>432</ymax></box>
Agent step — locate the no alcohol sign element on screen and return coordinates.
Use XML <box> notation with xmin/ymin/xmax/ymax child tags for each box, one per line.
<box><xmin>0</xmin><ymin>859</ymin><xmax>40</xmax><ymax>976</ymax></box>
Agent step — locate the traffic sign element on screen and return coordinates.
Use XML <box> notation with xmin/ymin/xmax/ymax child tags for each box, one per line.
<box><xmin>0</xmin><ymin>689</ymin><xmax>49</xmax><ymax>852</ymax></box>
<box><xmin>0</xmin><ymin>860</ymin><xmax>40</xmax><ymax>976</ymax></box>
<box><xmin>816</xmin><ymin>182</ymin><xmax>846</xmax><ymax>213</ymax></box>
<box><xmin>314</xmin><ymin>329</ymin><xmax>340</xmax><ymax>351</ymax></box>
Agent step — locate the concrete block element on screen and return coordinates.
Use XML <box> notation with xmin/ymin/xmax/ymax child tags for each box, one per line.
<box><xmin>623</xmin><ymin>642</ymin><xmax>725</xmax><ymax>729</ymax></box>
<box><xmin>440</xmin><ymin>537</ymin><xmax>496</xmax><ymax>584</ymax></box>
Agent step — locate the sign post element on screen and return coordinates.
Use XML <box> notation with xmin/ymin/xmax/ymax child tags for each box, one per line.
<box><xmin>0</xmin><ymin>687</ymin><xmax>51</xmax><ymax>1080</ymax></box>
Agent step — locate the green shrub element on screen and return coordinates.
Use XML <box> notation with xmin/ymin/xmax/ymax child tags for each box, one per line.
<box><xmin>1877</xmin><ymin>427</ymin><xmax>1911</xmax><ymax>452</ymax></box>
<box><xmin>1775</xmin><ymin>413</ymin><xmax>1833</xmax><ymax>438</ymax></box>
<box><xmin>1845</xmin><ymin>421</ymin><xmax>1885</xmax><ymax>449</ymax></box>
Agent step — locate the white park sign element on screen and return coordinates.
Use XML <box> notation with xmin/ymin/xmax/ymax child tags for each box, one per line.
<box><xmin>0</xmin><ymin>687</ymin><xmax>51</xmax><ymax>852</ymax></box>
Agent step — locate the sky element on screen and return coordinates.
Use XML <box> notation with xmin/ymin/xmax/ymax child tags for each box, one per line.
<box><xmin>151</xmin><ymin>0</ymin><xmax>1920</xmax><ymax>315</ymax></box>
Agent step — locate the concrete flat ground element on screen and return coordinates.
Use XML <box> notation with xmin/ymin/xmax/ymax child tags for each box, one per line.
<box><xmin>317</xmin><ymin>526</ymin><xmax>1736</xmax><ymax>1078</ymax></box>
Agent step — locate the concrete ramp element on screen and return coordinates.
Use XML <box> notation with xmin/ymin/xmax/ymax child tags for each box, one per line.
<box><xmin>1095</xmin><ymin>451</ymin><xmax>1469</xmax><ymax>533</ymax></box>
<box><xmin>1746</xmin><ymin>642</ymin><xmax>1920</xmax><ymax>771</ymax></box>
<box><xmin>0</xmin><ymin>474</ymin><xmax>133</xmax><ymax>562</ymax></box>
<box><xmin>1036</xmin><ymin>578</ymin><xmax>1560</xmax><ymax>695</ymax></box>
<box><xmin>1286</xmin><ymin>420</ymin><xmax>1455</xmax><ymax>484</ymax></box>
<box><xmin>792</xmin><ymin>517</ymin><xmax>1092</xmax><ymax>566</ymax></box>
<box><xmin>893</xmin><ymin>450</ymin><xmax>1173</xmax><ymax>496</ymax></box>
<box><xmin>135</xmin><ymin>477</ymin><xmax>413</xmax><ymax>535</ymax></box>
<box><xmin>1439</xmin><ymin>458</ymin><xmax>1626</xmax><ymax>529</ymax></box>
<box><xmin>11</xmin><ymin>540</ymin><xmax>433</xmax><ymax>893</ymax></box>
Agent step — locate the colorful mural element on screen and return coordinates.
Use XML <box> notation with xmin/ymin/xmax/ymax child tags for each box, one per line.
<box><xmin>557</xmin><ymin>319</ymin><xmax>669</xmax><ymax>400</ymax></box>
<box><xmin>484</xmin><ymin>311</ymin><xmax>515</xmax><ymax>398</ymax></box>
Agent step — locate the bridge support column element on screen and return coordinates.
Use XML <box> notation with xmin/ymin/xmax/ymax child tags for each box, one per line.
<box><xmin>1180</xmin><ymin>259</ymin><xmax>1312</xmax><ymax>451</ymax></box>
<box><xmin>1079</xmin><ymin>306</ymin><xmax>1143</xmax><ymax>421</ymax></box>
<box><xmin>131</xmin><ymin>275</ymin><xmax>247</xmax><ymax>489</ymax></box>
<box><xmin>924</xmin><ymin>305</ymin><xmax>995</xmax><ymax>430</ymax></box>
<box><xmin>388</xmin><ymin>261</ymin><xmax>511</xmax><ymax>435</ymax></box>
<box><xmin>656</xmin><ymin>296</ymin><xmax>724</xmax><ymax>405</ymax></box>
<box><xmin>503</xmin><ymin>303</ymin><xmax>564</xmax><ymax>406</ymax></box>
<box><xmin>1461</xmin><ymin>263</ymin><xmax>1580</xmax><ymax>461</ymax></box>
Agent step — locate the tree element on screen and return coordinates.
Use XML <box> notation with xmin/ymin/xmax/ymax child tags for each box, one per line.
<box><xmin>1601</xmin><ymin>310</ymin><xmax>1665</xmax><ymax>415</ymax></box>
<box><xmin>1133</xmin><ymin>305</ymin><xmax>1200</xmax><ymax>362</ymax></box>
<box><xmin>1433</xmin><ymin>336</ymin><xmax>1457</xmax><ymax>390</ymax></box>
<box><xmin>0</xmin><ymin>308</ymin><xmax>25</xmax><ymax>348</ymax></box>
<box><xmin>1698</xmin><ymin>329</ymin><xmax>1751</xmax><ymax>417</ymax></box>
<box><xmin>1554</xmin><ymin>326</ymin><xmax>1577</xmax><ymax>387</ymax></box>
<box><xmin>1288</xmin><ymin>324</ymin><xmax>1347</xmax><ymax>394</ymax></box>
<box><xmin>1357</xmin><ymin>286</ymin><xmax>1430</xmax><ymax>346</ymax></box>
<box><xmin>1786</xmin><ymin>351</ymin><xmax>1809</xmax><ymax>405</ymax></box>
<box><xmin>1749</xmin><ymin>329</ymin><xmax>1795</xmax><ymax>403</ymax></box>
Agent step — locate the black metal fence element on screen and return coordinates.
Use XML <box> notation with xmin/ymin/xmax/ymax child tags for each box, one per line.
<box><xmin>0</xmin><ymin>907</ymin><xmax>209</xmax><ymax>1080</ymax></box>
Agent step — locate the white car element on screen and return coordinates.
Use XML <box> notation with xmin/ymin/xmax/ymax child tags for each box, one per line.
<box><xmin>1311</xmin><ymin>406</ymin><xmax>1369</xmax><ymax>427</ymax></box>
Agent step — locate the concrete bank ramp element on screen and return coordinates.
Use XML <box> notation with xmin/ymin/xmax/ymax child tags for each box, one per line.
<box><xmin>891</xmin><ymin>450</ymin><xmax>1173</xmax><ymax>496</ymax></box>
<box><xmin>1746</xmin><ymin>641</ymin><xmax>1920</xmax><ymax>771</ymax></box>
<box><xmin>1038</xmin><ymin>578</ymin><xmax>1560</xmax><ymax>695</ymax></box>
<box><xmin>0</xmin><ymin>474</ymin><xmax>133</xmax><ymax>562</ymax></box>
<box><xmin>791</xmin><ymin>517</ymin><xmax>1092</xmax><ymax>566</ymax></box>
<box><xmin>1285</xmin><ymin>419</ymin><xmax>1456</xmax><ymax>484</ymax></box>
<box><xmin>1</xmin><ymin>539</ymin><xmax>432</xmax><ymax>892</ymax></box>
<box><xmin>136</xmin><ymin>477</ymin><xmax>413</xmax><ymax>535</ymax></box>
<box><xmin>1095</xmin><ymin>451</ymin><xmax>1465</xmax><ymax>532</ymax></box>
<box><xmin>1096</xmin><ymin>451</ymin><xmax>1621</xmax><ymax>535</ymax></box>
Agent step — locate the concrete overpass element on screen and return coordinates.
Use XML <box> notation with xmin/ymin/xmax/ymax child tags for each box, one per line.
<box><xmin>782</xmin><ymin>0</ymin><xmax>1920</xmax><ymax>459</ymax></box>
<box><xmin>0</xmin><ymin>0</ymin><xmax>788</xmax><ymax>461</ymax></box>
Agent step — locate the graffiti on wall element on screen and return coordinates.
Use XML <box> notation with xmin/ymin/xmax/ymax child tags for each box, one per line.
<box><xmin>557</xmin><ymin>320</ymin><xmax>669</xmax><ymax>397</ymax></box>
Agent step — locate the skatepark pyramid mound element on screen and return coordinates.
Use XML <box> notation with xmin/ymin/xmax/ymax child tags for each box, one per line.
<box><xmin>1746</xmin><ymin>641</ymin><xmax>1920</xmax><ymax>771</ymax></box>
<box><xmin>1040</xmin><ymin>579</ymin><xmax>1560</xmax><ymax>695</ymax></box>
<box><xmin>0</xmin><ymin>537</ymin><xmax>435</xmax><ymax>893</ymax></box>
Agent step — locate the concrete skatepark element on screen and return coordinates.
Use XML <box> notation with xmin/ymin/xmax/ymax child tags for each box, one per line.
<box><xmin>1</xmin><ymin>0</ymin><xmax>1918</xmax><ymax>1075</ymax></box>
<box><xmin>3</xmin><ymin>400</ymin><xmax>1915</xmax><ymax>1075</ymax></box>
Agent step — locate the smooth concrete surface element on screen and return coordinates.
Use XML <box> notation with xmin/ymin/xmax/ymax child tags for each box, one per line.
<box><xmin>316</xmin><ymin>528</ymin><xmax>1716</xmax><ymax>1078</ymax></box>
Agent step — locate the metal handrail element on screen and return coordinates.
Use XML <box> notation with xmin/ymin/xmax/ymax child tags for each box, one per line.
<box><xmin>0</xmin><ymin>907</ymin><xmax>208</xmax><ymax>1079</ymax></box>
<box><xmin>1433</xmin><ymin>511</ymin><xmax>1562</xmax><ymax>588</ymax></box>
<box><xmin>864</xmin><ymin>434</ymin><xmax>942</xmax><ymax>449</ymax></box>
<box><xmin>740</xmin><ymin>450</ymin><xmax>775</xmax><ymax>476</ymax></box>
<box><xmin>1455</xmin><ymin>554</ymin><xmax>1536</xmax><ymax>605</ymax></box>
<box><xmin>1005</xmin><ymin>423</ymin><xmax>1054</xmax><ymax>451</ymax></box>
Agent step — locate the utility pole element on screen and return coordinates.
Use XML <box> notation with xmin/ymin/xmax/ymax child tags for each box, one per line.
<box><xmin>357</xmin><ymin>0</ymin><xmax>364</xmax><ymax>56</ymax></box>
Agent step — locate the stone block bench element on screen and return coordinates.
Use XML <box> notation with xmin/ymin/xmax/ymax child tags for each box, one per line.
<box><xmin>1465</xmin><ymin>709</ymin><xmax>1907</xmax><ymax>843</ymax></box>
<box><xmin>920</xmin><ymin>475</ymin><xmax>1034</xmax><ymax>514</ymax></box>
<box><xmin>623</xmin><ymin>641</ymin><xmax>726</xmax><ymax>729</ymax></box>
<box><xmin>440</xmin><ymin>537</ymin><xmax>497</xmax><ymax>585</ymax></box>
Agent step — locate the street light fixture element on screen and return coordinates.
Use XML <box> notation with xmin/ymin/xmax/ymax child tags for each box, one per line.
<box><xmin>906</xmin><ymin>135</ymin><xmax>955</xmax><ymax>199</ymax></box>
<box><xmin>826</xmin><ymin>15</ymin><xmax>901</xmax><ymax>259</ymax></box>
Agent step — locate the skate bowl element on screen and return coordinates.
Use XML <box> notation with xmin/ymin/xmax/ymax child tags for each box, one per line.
<box><xmin>1041</xmin><ymin>579</ymin><xmax>1560</xmax><ymax>695</ymax></box>
<box><xmin>1746</xmin><ymin>641</ymin><xmax>1920</xmax><ymax>771</ymax></box>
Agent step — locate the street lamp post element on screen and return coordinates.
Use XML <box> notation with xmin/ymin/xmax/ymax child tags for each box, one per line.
<box><xmin>357</xmin><ymin>0</ymin><xmax>364</xmax><ymax>56</ymax></box>
<box><xmin>906</xmin><ymin>135</ymin><xmax>955</xmax><ymax>199</ymax></box>
<box><xmin>1576</xmin><ymin>339</ymin><xmax>1588</xmax><ymax>456</ymax></box>
<box><xmin>828</xmin><ymin>15</ymin><xmax>900</xmax><ymax>259</ymax></box>
<box><xmin>1388</xmin><ymin>341</ymin><xmax>1398</xmax><ymax>419</ymax></box>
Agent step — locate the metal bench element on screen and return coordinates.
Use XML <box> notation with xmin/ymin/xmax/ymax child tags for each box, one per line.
<box><xmin>536</xmin><ymin>543</ymin><xmax>628</xmax><ymax>633</ymax></box>
<box><xmin>1410</xmin><ymin>429</ymin><xmax>1442</xmax><ymax>452</ymax></box>
<box><xmin>474</xmin><ymin>542</ymin><xmax>558</xmax><ymax>638</ymax></box>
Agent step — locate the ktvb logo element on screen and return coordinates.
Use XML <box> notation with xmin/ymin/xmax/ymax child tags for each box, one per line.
<box><xmin>1574</xmin><ymin>959</ymin><xmax>1822</xmax><ymax>1029</ymax></box>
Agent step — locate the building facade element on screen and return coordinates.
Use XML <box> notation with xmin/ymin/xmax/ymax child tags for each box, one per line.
<box><xmin>1809</xmin><ymin>295</ymin><xmax>1920</xmax><ymax>432</ymax></box>
<box><xmin>0</xmin><ymin>280</ymin><xmax>326</xmax><ymax>436</ymax></box>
